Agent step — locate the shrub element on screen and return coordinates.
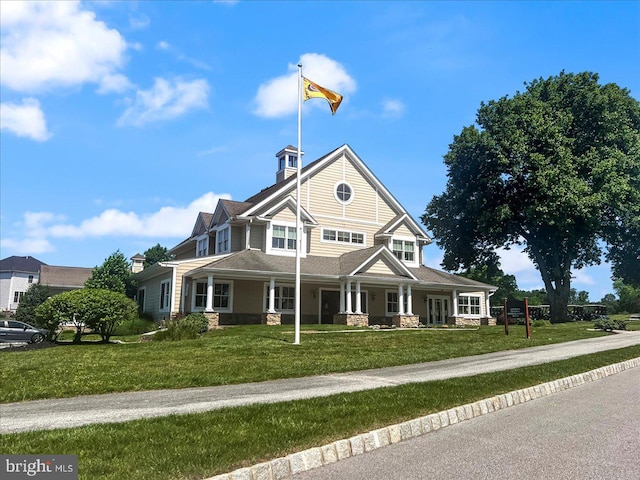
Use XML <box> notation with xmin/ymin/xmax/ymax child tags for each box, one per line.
<box><xmin>593</xmin><ymin>318</ymin><xmax>627</xmax><ymax>332</ymax></box>
<box><xmin>112</xmin><ymin>316</ymin><xmax>157</xmax><ymax>336</ymax></box>
<box><xmin>154</xmin><ymin>314</ymin><xmax>208</xmax><ymax>341</ymax></box>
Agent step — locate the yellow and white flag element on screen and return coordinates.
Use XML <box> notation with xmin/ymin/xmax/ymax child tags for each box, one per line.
<box><xmin>303</xmin><ymin>77</ymin><xmax>343</xmax><ymax>115</ymax></box>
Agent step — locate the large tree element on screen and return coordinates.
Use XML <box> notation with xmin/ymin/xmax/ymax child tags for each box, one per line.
<box><xmin>143</xmin><ymin>243</ymin><xmax>173</xmax><ymax>268</ymax></box>
<box><xmin>85</xmin><ymin>250</ymin><xmax>134</xmax><ymax>296</ymax></box>
<box><xmin>422</xmin><ymin>72</ymin><xmax>640</xmax><ymax>323</ymax></box>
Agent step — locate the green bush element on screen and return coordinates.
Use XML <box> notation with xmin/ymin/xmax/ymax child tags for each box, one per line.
<box><xmin>593</xmin><ymin>318</ymin><xmax>627</xmax><ymax>332</ymax></box>
<box><xmin>153</xmin><ymin>314</ymin><xmax>208</xmax><ymax>341</ymax></box>
<box><xmin>112</xmin><ymin>316</ymin><xmax>157</xmax><ymax>336</ymax></box>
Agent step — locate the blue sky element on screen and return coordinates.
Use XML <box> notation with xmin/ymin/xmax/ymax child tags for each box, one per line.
<box><xmin>1</xmin><ymin>1</ymin><xmax>638</xmax><ymax>301</ymax></box>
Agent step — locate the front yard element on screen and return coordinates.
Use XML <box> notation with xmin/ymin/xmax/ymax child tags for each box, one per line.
<box><xmin>1</xmin><ymin>322</ymin><xmax>611</xmax><ymax>403</ymax></box>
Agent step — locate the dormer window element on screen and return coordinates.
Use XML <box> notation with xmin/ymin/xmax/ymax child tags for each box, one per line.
<box><xmin>196</xmin><ymin>236</ymin><xmax>208</xmax><ymax>257</ymax></box>
<box><xmin>216</xmin><ymin>227</ymin><xmax>229</xmax><ymax>254</ymax></box>
<box><xmin>392</xmin><ymin>239</ymin><xmax>415</xmax><ymax>263</ymax></box>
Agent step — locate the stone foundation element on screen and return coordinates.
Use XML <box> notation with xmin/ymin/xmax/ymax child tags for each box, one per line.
<box><xmin>392</xmin><ymin>315</ymin><xmax>420</xmax><ymax>328</ymax></box>
<box><xmin>333</xmin><ymin>313</ymin><xmax>369</xmax><ymax>327</ymax></box>
<box><xmin>448</xmin><ymin>316</ymin><xmax>497</xmax><ymax>327</ymax></box>
<box><xmin>204</xmin><ymin>311</ymin><xmax>220</xmax><ymax>330</ymax></box>
<box><xmin>262</xmin><ymin>312</ymin><xmax>282</xmax><ymax>325</ymax></box>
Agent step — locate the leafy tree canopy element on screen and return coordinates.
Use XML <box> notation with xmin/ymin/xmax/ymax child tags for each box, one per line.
<box><xmin>85</xmin><ymin>250</ymin><xmax>132</xmax><ymax>295</ymax></box>
<box><xmin>422</xmin><ymin>71</ymin><xmax>640</xmax><ymax>323</ymax></box>
<box><xmin>143</xmin><ymin>243</ymin><xmax>174</xmax><ymax>267</ymax></box>
<box><xmin>459</xmin><ymin>259</ymin><xmax>518</xmax><ymax>305</ymax></box>
<box><xmin>15</xmin><ymin>283</ymin><xmax>52</xmax><ymax>324</ymax></box>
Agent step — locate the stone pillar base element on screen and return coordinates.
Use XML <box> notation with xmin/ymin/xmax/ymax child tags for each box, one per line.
<box><xmin>262</xmin><ymin>312</ymin><xmax>282</xmax><ymax>325</ymax></box>
<box><xmin>333</xmin><ymin>313</ymin><xmax>369</xmax><ymax>327</ymax></box>
<box><xmin>204</xmin><ymin>311</ymin><xmax>220</xmax><ymax>330</ymax></box>
<box><xmin>392</xmin><ymin>315</ymin><xmax>420</xmax><ymax>328</ymax></box>
<box><xmin>482</xmin><ymin>317</ymin><xmax>497</xmax><ymax>326</ymax></box>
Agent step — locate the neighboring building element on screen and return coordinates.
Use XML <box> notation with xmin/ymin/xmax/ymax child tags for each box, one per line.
<box><xmin>134</xmin><ymin>145</ymin><xmax>497</xmax><ymax>327</ymax></box>
<box><xmin>0</xmin><ymin>256</ymin><xmax>47</xmax><ymax>312</ymax></box>
<box><xmin>39</xmin><ymin>265</ymin><xmax>94</xmax><ymax>296</ymax></box>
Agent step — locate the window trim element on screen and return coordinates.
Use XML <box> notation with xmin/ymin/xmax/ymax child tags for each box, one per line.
<box><xmin>264</xmin><ymin>283</ymin><xmax>296</xmax><ymax>313</ymax></box>
<box><xmin>457</xmin><ymin>294</ymin><xmax>482</xmax><ymax>317</ymax></box>
<box><xmin>267</xmin><ymin>221</ymin><xmax>305</xmax><ymax>257</ymax></box>
<box><xmin>321</xmin><ymin>228</ymin><xmax>366</xmax><ymax>246</ymax></box>
<box><xmin>385</xmin><ymin>289</ymin><xmax>408</xmax><ymax>316</ymax></box>
<box><xmin>391</xmin><ymin>236</ymin><xmax>418</xmax><ymax>266</ymax></box>
<box><xmin>216</xmin><ymin>226</ymin><xmax>230</xmax><ymax>254</ymax></box>
<box><xmin>196</xmin><ymin>235</ymin><xmax>209</xmax><ymax>257</ymax></box>
<box><xmin>159</xmin><ymin>279</ymin><xmax>171</xmax><ymax>312</ymax></box>
<box><xmin>334</xmin><ymin>181</ymin><xmax>354</xmax><ymax>205</ymax></box>
<box><xmin>191</xmin><ymin>280</ymin><xmax>233</xmax><ymax>313</ymax></box>
<box><xmin>137</xmin><ymin>287</ymin><xmax>146</xmax><ymax>313</ymax></box>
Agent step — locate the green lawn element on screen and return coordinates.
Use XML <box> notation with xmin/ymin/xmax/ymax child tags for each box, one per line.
<box><xmin>1</xmin><ymin>345</ymin><xmax>638</xmax><ymax>480</ymax></box>
<box><xmin>1</xmin><ymin>322</ymin><xmax>609</xmax><ymax>403</ymax></box>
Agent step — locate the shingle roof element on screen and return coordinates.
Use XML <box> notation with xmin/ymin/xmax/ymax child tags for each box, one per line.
<box><xmin>191</xmin><ymin>249</ymin><xmax>495</xmax><ymax>289</ymax></box>
<box><xmin>0</xmin><ymin>256</ymin><xmax>47</xmax><ymax>273</ymax></box>
<box><xmin>219</xmin><ymin>199</ymin><xmax>254</xmax><ymax>217</ymax></box>
<box><xmin>39</xmin><ymin>265</ymin><xmax>94</xmax><ymax>288</ymax></box>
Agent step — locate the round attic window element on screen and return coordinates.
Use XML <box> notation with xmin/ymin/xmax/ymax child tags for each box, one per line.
<box><xmin>335</xmin><ymin>182</ymin><xmax>354</xmax><ymax>204</ymax></box>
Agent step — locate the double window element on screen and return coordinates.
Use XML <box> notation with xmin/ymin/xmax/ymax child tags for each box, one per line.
<box><xmin>216</xmin><ymin>227</ymin><xmax>229</xmax><ymax>254</ymax></box>
<box><xmin>392</xmin><ymin>239</ymin><xmax>415</xmax><ymax>263</ymax></box>
<box><xmin>458</xmin><ymin>295</ymin><xmax>481</xmax><ymax>316</ymax></box>
<box><xmin>193</xmin><ymin>281</ymin><xmax>232</xmax><ymax>311</ymax></box>
<box><xmin>13</xmin><ymin>291</ymin><xmax>24</xmax><ymax>303</ymax></box>
<box><xmin>272</xmin><ymin>225</ymin><xmax>296</xmax><ymax>251</ymax></box>
<box><xmin>197</xmin><ymin>237</ymin><xmax>208</xmax><ymax>257</ymax></box>
<box><xmin>386</xmin><ymin>291</ymin><xmax>408</xmax><ymax>316</ymax></box>
<box><xmin>265</xmin><ymin>285</ymin><xmax>296</xmax><ymax>312</ymax></box>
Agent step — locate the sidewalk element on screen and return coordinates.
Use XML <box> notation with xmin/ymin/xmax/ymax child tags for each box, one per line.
<box><xmin>2</xmin><ymin>331</ymin><xmax>639</xmax><ymax>434</ymax></box>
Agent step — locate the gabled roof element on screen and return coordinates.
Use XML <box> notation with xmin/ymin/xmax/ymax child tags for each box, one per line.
<box><xmin>257</xmin><ymin>196</ymin><xmax>318</xmax><ymax>225</ymax></box>
<box><xmin>39</xmin><ymin>265</ymin><xmax>93</xmax><ymax>289</ymax></box>
<box><xmin>376</xmin><ymin>214</ymin><xmax>431</xmax><ymax>243</ymax></box>
<box><xmin>341</xmin><ymin>246</ymin><xmax>417</xmax><ymax>280</ymax></box>
<box><xmin>191</xmin><ymin>212</ymin><xmax>213</xmax><ymax>237</ymax></box>
<box><xmin>0</xmin><ymin>256</ymin><xmax>47</xmax><ymax>273</ymax></box>
<box><xmin>219</xmin><ymin>199</ymin><xmax>254</xmax><ymax>218</ymax></box>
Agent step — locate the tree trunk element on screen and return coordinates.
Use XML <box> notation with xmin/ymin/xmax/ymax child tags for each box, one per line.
<box><xmin>547</xmin><ymin>283</ymin><xmax>570</xmax><ymax>323</ymax></box>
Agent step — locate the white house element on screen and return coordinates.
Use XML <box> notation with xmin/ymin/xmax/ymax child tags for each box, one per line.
<box><xmin>0</xmin><ymin>256</ymin><xmax>46</xmax><ymax>312</ymax></box>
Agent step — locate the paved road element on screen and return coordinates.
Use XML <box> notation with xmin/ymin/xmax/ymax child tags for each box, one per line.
<box><xmin>2</xmin><ymin>331</ymin><xmax>639</xmax><ymax>434</ymax></box>
<box><xmin>295</xmin><ymin>366</ymin><xmax>640</xmax><ymax>480</ymax></box>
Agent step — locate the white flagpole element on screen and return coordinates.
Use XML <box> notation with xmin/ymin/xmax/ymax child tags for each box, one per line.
<box><xmin>294</xmin><ymin>63</ymin><xmax>302</xmax><ymax>345</ymax></box>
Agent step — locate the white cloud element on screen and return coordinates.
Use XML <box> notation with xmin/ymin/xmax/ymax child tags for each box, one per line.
<box><xmin>1</xmin><ymin>237</ymin><xmax>55</xmax><ymax>255</ymax></box>
<box><xmin>97</xmin><ymin>73</ymin><xmax>134</xmax><ymax>94</ymax></box>
<box><xmin>157</xmin><ymin>40</ymin><xmax>171</xmax><ymax>50</ymax></box>
<box><xmin>253</xmin><ymin>53</ymin><xmax>356</xmax><ymax>118</ymax></box>
<box><xmin>0</xmin><ymin>98</ymin><xmax>52</xmax><ymax>141</ymax></box>
<box><xmin>0</xmin><ymin>1</ymin><xmax>128</xmax><ymax>93</ymax></box>
<box><xmin>381</xmin><ymin>99</ymin><xmax>405</xmax><ymax>119</ymax></box>
<box><xmin>129</xmin><ymin>14</ymin><xmax>150</xmax><ymax>30</ymax></box>
<box><xmin>117</xmin><ymin>77</ymin><xmax>210</xmax><ymax>127</ymax></box>
<box><xmin>45</xmin><ymin>192</ymin><xmax>228</xmax><ymax>238</ymax></box>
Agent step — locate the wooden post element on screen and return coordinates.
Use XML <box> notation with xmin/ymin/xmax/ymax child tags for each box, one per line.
<box><xmin>525</xmin><ymin>297</ymin><xmax>531</xmax><ymax>339</ymax></box>
<box><xmin>503</xmin><ymin>298</ymin><xmax>509</xmax><ymax>336</ymax></box>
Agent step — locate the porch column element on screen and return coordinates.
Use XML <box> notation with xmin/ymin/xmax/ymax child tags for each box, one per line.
<box><xmin>398</xmin><ymin>284</ymin><xmax>405</xmax><ymax>315</ymax></box>
<box><xmin>452</xmin><ymin>289</ymin><xmax>458</xmax><ymax>318</ymax></box>
<box><xmin>205</xmin><ymin>275</ymin><xmax>214</xmax><ymax>312</ymax></box>
<box><xmin>339</xmin><ymin>281</ymin><xmax>346</xmax><ymax>313</ymax></box>
<box><xmin>355</xmin><ymin>280</ymin><xmax>362</xmax><ymax>314</ymax></box>
<box><xmin>268</xmin><ymin>277</ymin><xmax>276</xmax><ymax>313</ymax></box>
<box><xmin>486</xmin><ymin>293</ymin><xmax>491</xmax><ymax>318</ymax></box>
<box><xmin>346</xmin><ymin>279</ymin><xmax>352</xmax><ymax>314</ymax></box>
<box><xmin>406</xmin><ymin>284</ymin><xmax>413</xmax><ymax>315</ymax></box>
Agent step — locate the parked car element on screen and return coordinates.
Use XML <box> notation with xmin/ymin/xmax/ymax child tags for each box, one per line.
<box><xmin>0</xmin><ymin>320</ymin><xmax>48</xmax><ymax>343</ymax></box>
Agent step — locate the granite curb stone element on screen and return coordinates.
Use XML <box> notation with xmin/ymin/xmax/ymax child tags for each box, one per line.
<box><xmin>205</xmin><ymin>357</ymin><xmax>640</xmax><ymax>480</ymax></box>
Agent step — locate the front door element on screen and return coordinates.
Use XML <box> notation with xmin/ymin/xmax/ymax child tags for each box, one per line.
<box><xmin>321</xmin><ymin>290</ymin><xmax>340</xmax><ymax>324</ymax></box>
<box><xmin>428</xmin><ymin>297</ymin><xmax>450</xmax><ymax>324</ymax></box>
